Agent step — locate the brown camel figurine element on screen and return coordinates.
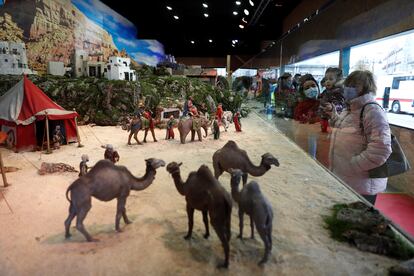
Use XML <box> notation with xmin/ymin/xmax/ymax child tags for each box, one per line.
<box><xmin>64</xmin><ymin>158</ymin><xmax>165</xmax><ymax>242</ymax></box>
<box><xmin>166</xmin><ymin>162</ymin><xmax>232</xmax><ymax>268</ymax></box>
<box><xmin>212</xmin><ymin>140</ymin><xmax>279</xmax><ymax>185</ymax></box>
<box><xmin>229</xmin><ymin>169</ymin><xmax>273</xmax><ymax>265</ymax></box>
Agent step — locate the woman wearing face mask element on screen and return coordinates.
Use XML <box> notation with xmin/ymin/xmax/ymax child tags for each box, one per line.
<box><xmin>293</xmin><ymin>74</ymin><xmax>320</xmax><ymax>124</ymax></box>
<box><xmin>323</xmin><ymin>70</ymin><xmax>391</xmax><ymax>205</ymax></box>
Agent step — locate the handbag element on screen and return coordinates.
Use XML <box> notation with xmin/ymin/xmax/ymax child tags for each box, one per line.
<box><xmin>360</xmin><ymin>102</ymin><xmax>411</xmax><ymax>178</ymax></box>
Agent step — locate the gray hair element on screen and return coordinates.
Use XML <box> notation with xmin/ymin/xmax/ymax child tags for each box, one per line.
<box><xmin>81</xmin><ymin>154</ymin><xmax>89</xmax><ymax>162</ymax></box>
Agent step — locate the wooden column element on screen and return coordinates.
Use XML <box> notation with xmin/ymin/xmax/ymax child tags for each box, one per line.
<box><xmin>45</xmin><ymin>111</ymin><xmax>52</xmax><ymax>154</ymax></box>
<box><xmin>0</xmin><ymin>132</ymin><xmax>8</xmax><ymax>187</ymax></box>
<box><xmin>73</xmin><ymin>108</ymin><xmax>83</xmax><ymax>148</ymax></box>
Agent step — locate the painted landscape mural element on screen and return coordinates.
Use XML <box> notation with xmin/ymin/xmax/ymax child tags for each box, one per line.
<box><xmin>0</xmin><ymin>0</ymin><xmax>164</xmax><ymax>73</ymax></box>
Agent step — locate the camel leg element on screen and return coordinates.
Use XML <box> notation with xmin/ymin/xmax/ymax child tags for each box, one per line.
<box><xmin>212</xmin><ymin>223</ymin><xmax>230</xmax><ymax>269</ymax></box>
<box><xmin>250</xmin><ymin>215</ymin><xmax>255</xmax><ymax>239</ymax></box>
<box><xmin>134</xmin><ymin>131</ymin><xmax>142</xmax><ymax>145</ymax></box>
<box><xmin>122</xmin><ymin>200</ymin><xmax>132</xmax><ymax>225</ymax></box>
<box><xmin>151</xmin><ymin>128</ymin><xmax>157</xmax><ymax>142</ymax></box>
<box><xmin>143</xmin><ymin>129</ymin><xmax>148</xmax><ymax>143</ymax></box>
<box><xmin>75</xmin><ymin>203</ymin><xmax>95</xmax><ymax>242</ymax></box>
<box><xmin>190</xmin><ymin>130</ymin><xmax>195</xmax><ymax>142</ymax></box>
<box><xmin>257</xmin><ymin>225</ymin><xmax>272</xmax><ymax>266</ymax></box>
<box><xmin>184</xmin><ymin>205</ymin><xmax>194</xmax><ymax>240</ymax></box>
<box><xmin>238</xmin><ymin>209</ymin><xmax>244</xmax><ymax>239</ymax></box>
<box><xmin>115</xmin><ymin>197</ymin><xmax>128</xmax><ymax>232</ymax></box>
<box><xmin>127</xmin><ymin>132</ymin><xmax>133</xmax><ymax>145</ymax></box>
<box><xmin>64</xmin><ymin>203</ymin><xmax>76</xmax><ymax>238</ymax></box>
<box><xmin>202</xmin><ymin>210</ymin><xmax>210</xmax><ymax>239</ymax></box>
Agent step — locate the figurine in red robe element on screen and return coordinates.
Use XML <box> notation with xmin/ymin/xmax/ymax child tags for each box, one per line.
<box><xmin>234</xmin><ymin>111</ymin><xmax>242</xmax><ymax>132</ymax></box>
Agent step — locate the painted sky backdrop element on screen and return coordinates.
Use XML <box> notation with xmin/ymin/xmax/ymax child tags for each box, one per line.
<box><xmin>71</xmin><ymin>0</ymin><xmax>165</xmax><ymax>66</ymax></box>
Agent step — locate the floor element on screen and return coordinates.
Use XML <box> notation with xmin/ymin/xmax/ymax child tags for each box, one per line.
<box><xmin>251</xmin><ymin>100</ymin><xmax>414</xmax><ymax>239</ymax></box>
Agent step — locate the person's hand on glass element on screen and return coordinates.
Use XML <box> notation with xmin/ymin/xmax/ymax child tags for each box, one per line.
<box><xmin>322</xmin><ymin>102</ymin><xmax>337</xmax><ymax>119</ymax></box>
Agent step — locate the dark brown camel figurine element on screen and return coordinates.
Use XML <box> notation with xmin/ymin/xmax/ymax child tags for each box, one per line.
<box><xmin>64</xmin><ymin>158</ymin><xmax>165</xmax><ymax>242</ymax></box>
<box><xmin>166</xmin><ymin>162</ymin><xmax>232</xmax><ymax>268</ymax></box>
<box><xmin>212</xmin><ymin>140</ymin><xmax>280</xmax><ymax>185</ymax></box>
<box><xmin>229</xmin><ymin>169</ymin><xmax>273</xmax><ymax>265</ymax></box>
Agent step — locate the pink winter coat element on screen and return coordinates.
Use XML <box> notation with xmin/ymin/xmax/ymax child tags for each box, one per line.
<box><xmin>329</xmin><ymin>93</ymin><xmax>392</xmax><ymax>195</ymax></box>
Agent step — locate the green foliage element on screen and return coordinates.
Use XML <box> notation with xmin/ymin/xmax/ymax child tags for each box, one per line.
<box><xmin>323</xmin><ymin>204</ymin><xmax>350</xmax><ymax>241</ymax></box>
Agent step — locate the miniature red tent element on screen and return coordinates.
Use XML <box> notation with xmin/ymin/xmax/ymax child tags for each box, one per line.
<box><xmin>0</xmin><ymin>75</ymin><xmax>78</xmax><ymax>152</ymax></box>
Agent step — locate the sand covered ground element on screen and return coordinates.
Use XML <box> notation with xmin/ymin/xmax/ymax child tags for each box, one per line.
<box><xmin>0</xmin><ymin>104</ymin><xmax>400</xmax><ymax>275</ymax></box>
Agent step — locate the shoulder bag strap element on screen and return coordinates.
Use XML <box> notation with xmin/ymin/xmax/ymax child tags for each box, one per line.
<box><xmin>359</xmin><ymin>102</ymin><xmax>383</xmax><ymax>131</ymax></box>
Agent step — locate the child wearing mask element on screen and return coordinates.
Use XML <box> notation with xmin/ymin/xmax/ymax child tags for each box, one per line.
<box><xmin>318</xmin><ymin>67</ymin><xmax>345</xmax><ymax>133</ymax></box>
<box><xmin>293</xmin><ymin>74</ymin><xmax>320</xmax><ymax>124</ymax></box>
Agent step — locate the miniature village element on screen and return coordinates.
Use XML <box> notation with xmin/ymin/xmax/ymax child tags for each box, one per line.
<box><xmin>1</xmin><ymin>1</ymin><xmax>414</xmax><ymax>275</ymax></box>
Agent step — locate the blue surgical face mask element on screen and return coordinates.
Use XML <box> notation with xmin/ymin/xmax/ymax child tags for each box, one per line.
<box><xmin>304</xmin><ymin>87</ymin><xmax>318</xmax><ymax>99</ymax></box>
<box><xmin>343</xmin><ymin>86</ymin><xmax>358</xmax><ymax>102</ymax></box>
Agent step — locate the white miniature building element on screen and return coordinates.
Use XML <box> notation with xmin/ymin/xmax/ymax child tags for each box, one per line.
<box><xmin>0</xmin><ymin>41</ymin><xmax>33</xmax><ymax>75</ymax></box>
<box><xmin>105</xmin><ymin>56</ymin><xmax>136</xmax><ymax>81</ymax></box>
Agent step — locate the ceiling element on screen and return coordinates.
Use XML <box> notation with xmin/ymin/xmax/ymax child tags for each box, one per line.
<box><xmin>101</xmin><ymin>0</ymin><xmax>302</xmax><ymax>57</ymax></box>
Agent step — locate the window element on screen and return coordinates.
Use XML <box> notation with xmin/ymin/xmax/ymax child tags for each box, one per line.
<box><xmin>123</xmin><ymin>62</ymin><xmax>127</xmax><ymax>67</ymax></box>
<box><xmin>80</xmin><ymin>55</ymin><xmax>83</xmax><ymax>60</ymax></box>
<box><xmin>12</xmin><ymin>49</ymin><xmax>17</xmax><ymax>54</ymax></box>
<box><xmin>107</xmin><ymin>65</ymin><xmax>111</xmax><ymax>70</ymax></box>
<box><xmin>4</xmin><ymin>59</ymin><xmax>8</xmax><ymax>62</ymax></box>
<box><xmin>78</xmin><ymin>68</ymin><xmax>81</xmax><ymax>72</ymax></box>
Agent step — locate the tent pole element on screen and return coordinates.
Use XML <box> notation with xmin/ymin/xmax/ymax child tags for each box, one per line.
<box><xmin>73</xmin><ymin>108</ymin><xmax>84</xmax><ymax>148</ymax></box>
<box><xmin>45</xmin><ymin>111</ymin><xmax>52</xmax><ymax>154</ymax></box>
<box><xmin>0</xmin><ymin>151</ymin><xmax>8</xmax><ymax>187</ymax></box>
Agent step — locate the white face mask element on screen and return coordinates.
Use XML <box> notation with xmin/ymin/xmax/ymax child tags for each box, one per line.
<box><xmin>304</xmin><ymin>87</ymin><xmax>318</xmax><ymax>99</ymax></box>
<box><xmin>343</xmin><ymin>86</ymin><xmax>359</xmax><ymax>102</ymax></box>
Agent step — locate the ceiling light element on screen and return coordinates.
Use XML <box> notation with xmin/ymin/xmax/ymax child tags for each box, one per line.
<box><xmin>239</xmin><ymin>24</ymin><xmax>244</xmax><ymax>29</ymax></box>
<box><xmin>204</xmin><ymin>13</ymin><xmax>209</xmax><ymax>17</ymax></box>
<box><xmin>235</xmin><ymin>1</ymin><xmax>241</xmax><ymax>5</ymax></box>
<box><xmin>166</xmin><ymin>6</ymin><xmax>172</xmax><ymax>10</ymax></box>
<box><xmin>275</xmin><ymin>3</ymin><xmax>283</xmax><ymax>7</ymax></box>
<box><xmin>232</xmin><ymin>44</ymin><xmax>236</xmax><ymax>47</ymax></box>
<box><xmin>190</xmin><ymin>40</ymin><xmax>195</xmax><ymax>44</ymax></box>
<box><xmin>242</xmin><ymin>17</ymin><xmax>247</xmax><ymax>23</ymax></box>
<box><xmin>209</xmin><ymin>39</ymin><xmax>213</xmax><ymax>43</ymax></box>
<box><xmin>249</xmin><ymin>0</ymin><xmax>254</xmax><ymax>6</ymax></box>
<box><xmin>233</xmin><ymin>11</ymin><xmax>238</xmax><ymax>15</ymax></box>
<box><xmin>202</xmin><ymin>3</ymin><xmax>208</xmax><ymax>8</ymax></box>
<box><xmin>244</xmin><ymin>9</ymin><xmax>249</xmax><ymax>15</ymax></box>
<box><xmin>173</xmin><ymin>15</ymin><xmax>179</xmax><ymax>20</ymax></box>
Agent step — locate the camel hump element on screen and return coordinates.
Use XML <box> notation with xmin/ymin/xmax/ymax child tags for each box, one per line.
<box><xmin>223</xmin><ymin>140</ymin><xmax>238</xmax><ymax>149</ymax></box>
<box><xmin>197</xmin><ymin>165</ymin><xmax>215</xmax><ymax>182</ymax></box>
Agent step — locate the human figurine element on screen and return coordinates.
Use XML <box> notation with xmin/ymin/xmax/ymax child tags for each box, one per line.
<box><xmin>166</xmin><ymin>115</ymin><xmax>175</xmax><ymax>140</ymax></box>
<box><xmin>103</xmin><ymin>144</ymin><xmax>120</xmax><ymax>164</ymax></box>
<box><xmin>183</xmin><ymin>96</ymin><xmax>193</xmax><ymax>117</ymax></box>
<box><xmin>52</xmin><ymin>125</ymin><xmax>64</xmax><ymax>149</ymax></box>
<box><xmin>213</xmin><ymin>116</ymin><xmax>220</xmax><ymax>140</ymax></box>
<box><xmin>128</xmin><ymin>114</ymin><xmax>142</xmax><ymax>145</ymax></box>
<box><xmin>234</xmin><ymin>111</ymin><xmax>242</xmax><ymax>132</ymax></box>
<box><xmin>189</xmin><ymin>105</ymin><xmax>199</xmax><ymax>117</ymax></box>
<box><xmin>216</xmin><ymin>103</ymin><xmax>224</xmax><ymax>127</ymax></box>
<box><xmin>143</xmin><ymin>109</ymin><xmax>158</xmax><ymax>143</ymax></box>
<box><xmin>79</xmin><ymin>154</ymin><xmax>89</xmax><ymax>177</ymax></box>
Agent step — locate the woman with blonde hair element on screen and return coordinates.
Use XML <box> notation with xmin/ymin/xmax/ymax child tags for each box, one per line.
<box><xmin>322</xmin><ymin>70</ymin><xmax>392</xmax><ymax>205</ymax></box>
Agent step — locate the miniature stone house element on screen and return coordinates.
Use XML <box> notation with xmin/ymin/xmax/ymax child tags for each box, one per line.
<box><xmin>105</xmin><ymin>56</ymin><xmax>136</xmax><ymax>81</ymax></box>
<box><xmin>0</xmin><ymin>41</ymin><xmax>33</xmax><ymax>75</ymax></box>
<box><xmin>71</xmin><ymin>49</ymin><xmax>105</xmax><ymax>78</ymax></box>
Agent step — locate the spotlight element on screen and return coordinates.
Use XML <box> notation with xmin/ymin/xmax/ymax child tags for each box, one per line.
<box><xmin>202</xmin><ymin>3</ymin><xmax>208</xmax><ymax>8</ymax></box>
<box><xmin>242</xmin><ymin>17</ymin><xmax>247</xmax><ymax>23</ymax></box>
<box><xmin>204</xmin><ymin>13</ymin><xmax>209</xmax><ymax>17</ymax></box>
<box><xmin>239</xmin><ymin>24</ymin><xmax>244</xmax><ymax>29</ymax></box>
<box><xmin>249</xmin><ymin>0</ymin><xmax>254</xmax><ymax>6</ymax></box>
<box><xmin>235</xmin><ymin>1</ymin><xmax>241</xmax><ymax>5</ymax></box>
<box><xmin>209</xmin><ymin>39</ymin><xmax>213</xmax><ymax>43</ymax></box>
<box><xmin>173</xmin><ymin>15</ymin><xmax>179</xmax><ymax>20</ymax></box>
<box><xmin>166</xmin><ymin>6</ymin><xmax>172</xmax><ymax>10</ymax></box>
<box><xmin>244</xmin><ymin>9</ymin><xmax>249</xmax><ymax>15</ymax></box>
<box><xmin>190</xmin><ymin>40</ymin><xmax>195</xmax><ymax>44</ymax></box>
<box><xmin>233</xmin><ymin>11</ymin><xmax>238</xmax><ymax>15</ymax></box>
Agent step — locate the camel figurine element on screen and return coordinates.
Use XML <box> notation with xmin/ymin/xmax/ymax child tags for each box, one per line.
<box><xmin>229</xmin><ymin>169</ymin><xmax>273</xmax><ymax>265</ymax></box>
<box><xmin>166</xmin><ymin>162</ymin><xmax>232</xmax><ymax>268</ymax></box>
<box><xmin>212</xmin><ymin>140</ymin><xmax>280</xmax><ymax>185</ymax></box>
<box><xmin>64</xmin><ymin>158</ymin><xmax>165</xmax><ymax>242</ymax></box>
<box><xmin>178</xmin><ymin>116</ymin><xmax>211</xmax><ymax>144</ymax></box>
